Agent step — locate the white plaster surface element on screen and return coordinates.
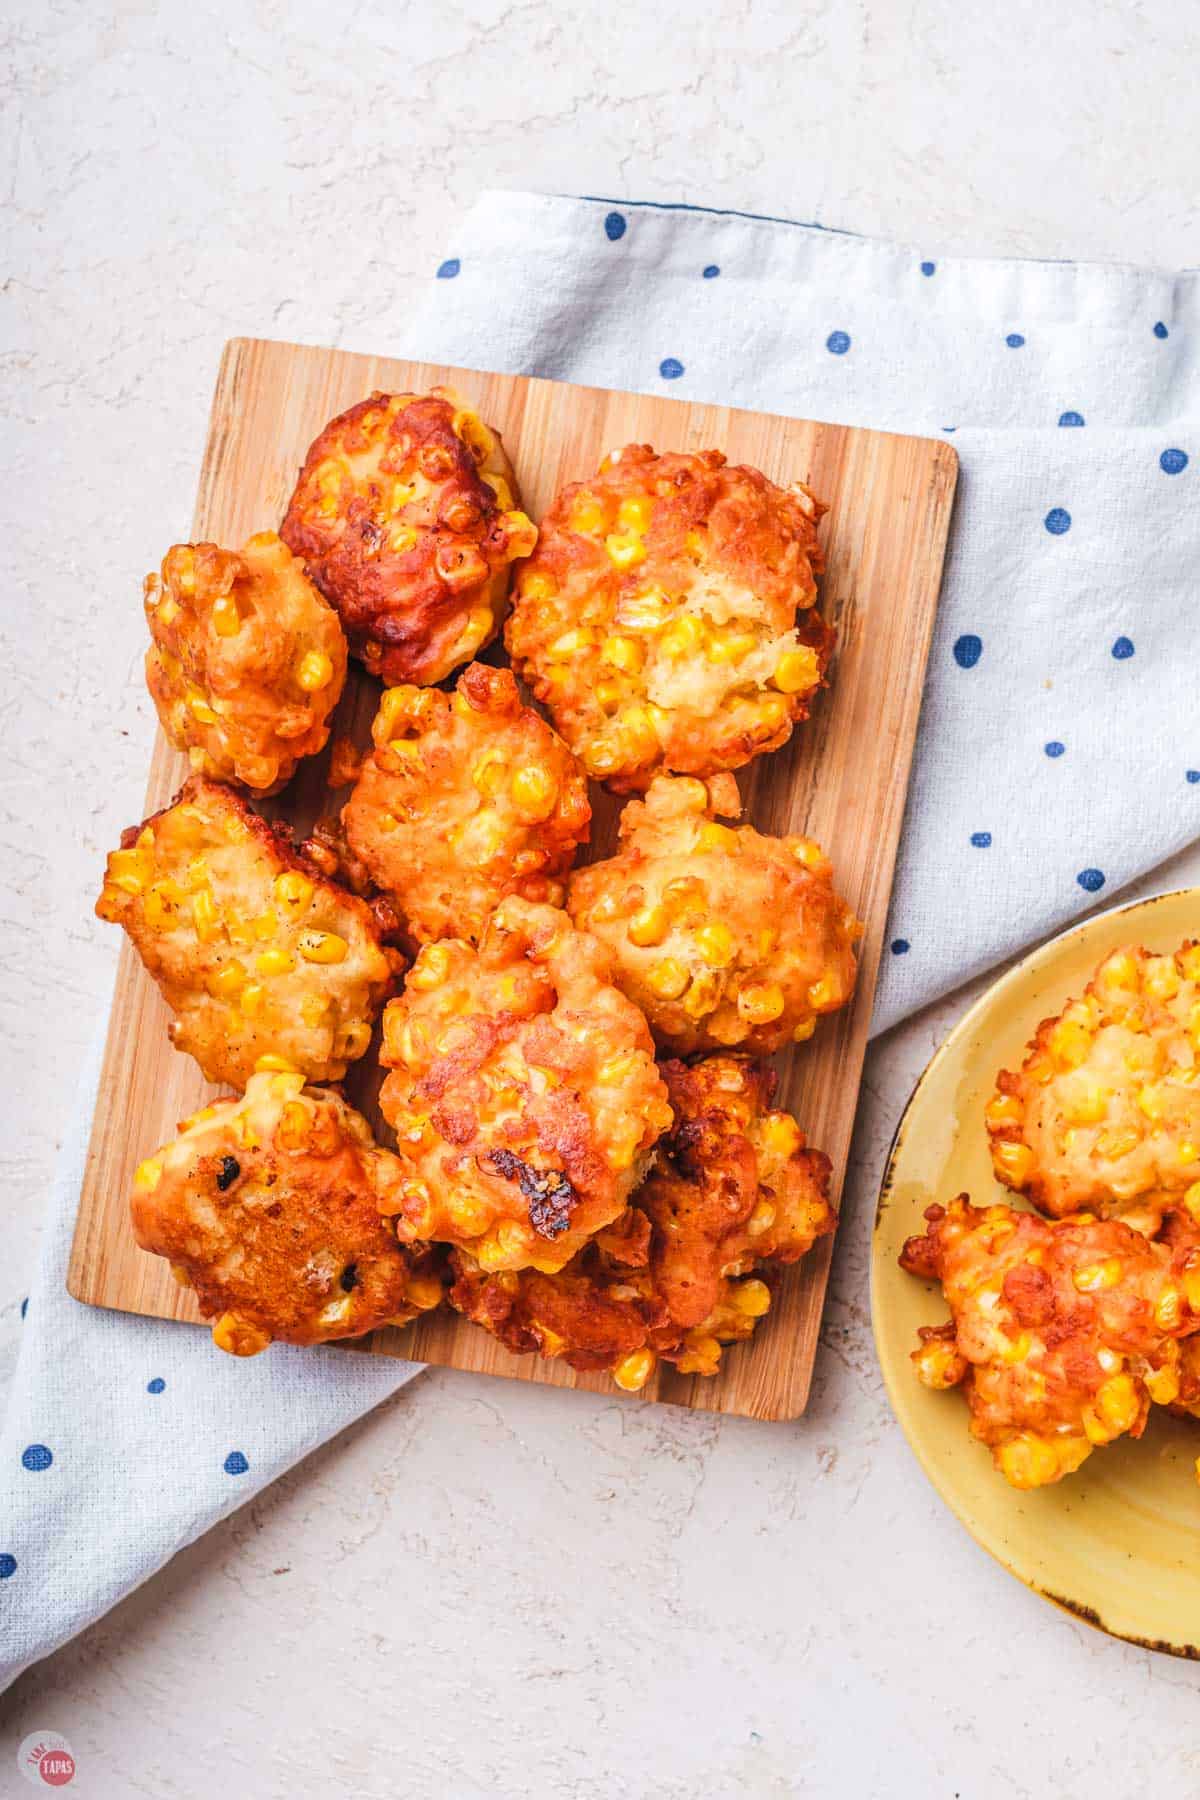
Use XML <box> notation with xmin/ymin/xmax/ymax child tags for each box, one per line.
<box><xmin>4</xmin><ymin>2</ymin><xmax>1200</xmax><ymax>1793</ymax></box>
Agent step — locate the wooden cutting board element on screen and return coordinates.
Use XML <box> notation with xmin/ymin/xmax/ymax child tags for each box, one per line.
<box><xmin>69</xmin><ymin>336</ymin><xmax>957</xmax><ymax>1420</ymax></box>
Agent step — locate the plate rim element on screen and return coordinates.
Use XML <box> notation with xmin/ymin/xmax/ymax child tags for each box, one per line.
<box><xmin>871</xmin><ymin>883</ymin><xmax>1200</xmax><ymax>1660</ymax></box>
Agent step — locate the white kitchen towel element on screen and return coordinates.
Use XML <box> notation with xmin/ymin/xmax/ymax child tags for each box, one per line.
<box><xmin>412</xmin><ymin>193</ymin><xmax>1200</xmax><ymax>1032</ymax></box>
<box><xmin>5</xmin><ymin>193</ymin><xmax>1199</xmax><ymax>1693</ymax></box>
<box><xmin>0</xmin><ymin>1030</ymin><xmax>418</xmax><ymax>1693</ymax></box>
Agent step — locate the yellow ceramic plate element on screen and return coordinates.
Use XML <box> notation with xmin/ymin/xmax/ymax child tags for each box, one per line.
<box><xmin>872</xmin><ymin>887</ymin><xmax>1200</xmax><ymax>1657</ymax></box>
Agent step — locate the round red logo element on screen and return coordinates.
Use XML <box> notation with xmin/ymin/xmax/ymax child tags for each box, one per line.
<box><xmin>17</xmin><ymin>1733</ymin><xmax>76</xmax><ymax>1788</ymax></box>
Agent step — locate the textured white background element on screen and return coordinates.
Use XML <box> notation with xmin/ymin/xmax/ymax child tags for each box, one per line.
<box><xmin>5</xmin><ymin>2</ymin><xmax>1200</xmax><ymax>1794</ymax></box>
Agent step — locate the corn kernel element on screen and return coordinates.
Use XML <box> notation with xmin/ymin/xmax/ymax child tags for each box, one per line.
<box><xmin>208</xmin><ymin>959</ymin><xmax>247</xmax><ymax>999</ymax></box>
<box><xmin>997</xmin><ymin>1433</ymin><xmax>1068</xmax><ymax>1489</ymax></box>
<box><xmin>991</xmin><ymin>1140</ymin><xmax>1035</xmax><ymax>1187</ymax></box>
<box><xmin>273</xmin><ymin>871</ymin><xmax>314</xmax><ymax>915</ymax></box>
<box><xmin>1062</xmin><ymin>1081</ymin><xmax>1109</xmax><ymax>1126</ymax></box>
<box><xmin>297</xmin><ymin>930</ymin><xmax>349</xmax><ymax>964</ymax></box>
<box><xmin>548</xmin><ymin>627</ymin><xmax>596</xmax><ymax>657</ymax></box>
<box><xmin>682</xmin><ymin>972</ymin><xmax>721</xmax><ymax>1018</ymax></box>
<box><xmin>212</xmin><ymin>1312</ymin><xmax>271</xmax><ymax>1357</ymax></box>
<box><xmin>134</xmin><ymin>1156</ymin><xmax>163</xmax><ymax>1192</ymax></box>
<box><xmin>1146</xmin><ymin>1363</ymin><xmax>1182</xmax><ymax>1406</ymax></box>
<box><xmin>1096</xmin><ymin>1125</ymin><xmax>1142</xmax><ymax>1160</ymax></box>
<box><xmin>1049</xmin><ymin>1019</ymin><xmax>1093</xmax><ymax>1070</ymax></box>
<box><xmin>191</xmin><ymin>888</ymin><xmax>220</xmax><ymax>943</ymax></box>
<box><xmin>519</xmin><ymin>570</ymin><xmax>558</xmax><ymax>603</ymax></box>
<box><xmin>684</xmin><ymin>529</ymin><xmax>706</xmax><ymax>559</ymax></box>
<box><xmin>985</xmin><ymin>1093</ymin><xmax>1023</xmax><ymax>1128</ymax></box>
<box><xmin>914</xmin><ymin>1338</ymin><xmax>965</xmax><ymax>1389</ymax></box>
<box><xmin>629</xmin><ymin>905</ymin><xmax>671</xmax><ymax>948</ymax></box>
<box><xmin>1179</xmin><ymin>945</ymin><xmax>1200</xmax><ymax>981</ymax></box>
<box><xmin>737</xmin><ymin>982</ymin><xmax>785</xmax><ymax>1024</ymax></box>
<box><xmin>706</xmin><ymin>629</ymin><xmax>758</xmax><ymax>664</ymax></box>
<box><xmin>253</xmin><ymin>1053</ymin><xmax>300</xmax><ymax>1074</ymax></box>
<box><xmin>300</xmin><ymin>993</ymin><xmax>329</xmax><ymax>1027</ymax></box>
<box><xmin>211</xmin><ymin>594</ymin><xmax>241</xmax><ymax>637</ymax></box>
<box><xmin>695</xmin><ymin>922</ymin><xmax>735</xmax><ymax>968</ymax></box>
<box><xmin>1155</xmin><ymin>1285</ymin><xmax>1185</xmax><ymax>1331</ymax></box>
<box><xmin>240</xmin><ymin>983</ymin><xmax>266</xmax><ymax>1018</ymax></box>
<box><xmin>647</xmin><ymin>958</ymin><xmax>690</xmax><ymax>1000</ymax></box>
<box><xmin>616</xmin><ymin>494</ymin><xmax>654</xmax><ymax>534</ymax></box>
<box><xmin>408</xmin><ymin>944</ymin><xmax>451</xmax><ymax>992</ymax></box>
<box><xmin>746</xmin><ymin>1200</ymin><xmax>777</xmax><ymax>1238</ymax></box>
<box><xmin>731</xmin><ymin>1278</ymin><xmax>771</xmax><ymax>1318</ymax></box>
<box><xmin>696</xmin><ymin>822</ymin><xmax>739</xmax><ymax>855</ymax></box>
<box><xmin>510</xmin><ymin>765</ymin><xmax>557</xmax><ymax>820</ymax></box>
<box><xmin>1137</xmin><ymin>1084</ymin><xmax>1167</xmax><ymax>1121</ymax></box>
<box><xmin>601</xmin><ymin>633</ymin><xmax>645</xmax><ymax>674</ymax></box>
<box><xmin>255</xmin><ymin>947</ymin><xmax>295</xmax><ymax>977</ymax></box>
<box><xmin>188</xmin><ymin>693</ymin><xmax>218</xmax><ymax>725</ymax></box>
<box><xmin>773</xmin><ymin>646</ymin><xmax>820</xmax><ymax>693</ymax></box>
<box><xmin>612</xmin><ymin>1348</ymin><xmax>656</xmax><ymax>1392</ymax></box>
<box><xmin>569</xmin><ymin>494</ymin><xmax>608</xmax><ymax>535</ymax></box>
<box><xmin>659</xmin><ymin>616</ymin><xmax>706</xmax><ymax>658</ymax></box>
<box><xmin>792</xmin><ymin>1018</ymin><xmax>817</xmax><ymax>1043</ymax></box>
<box><xmin>1184</xmin><ymin>1181</ymin><xmax>1200</xmax><ymax>1222</ymax></box>
<box><xmin>605</xmin><ymin>531</ymin><xmax>646</xmax><ymax>571</ymax></box>
<box><xmin>760</xmin><ymin>1113</ymin><xmax>802</xmax><ymax>1158</ymax></box>
<box><xmin>1096</xmin><ymin>1372</ymin><xmax>1140</xmax><ymax>1434</ymax></box>
<box><xmin>1100</xmin><ymin>949</ymin><xmax>1140</xmax><ymax>991</ymax></box>
<box><xmin>1073</xmin><ymin>1258</ymin><xmax>1123</xmax><ymax>1293</ymax></box>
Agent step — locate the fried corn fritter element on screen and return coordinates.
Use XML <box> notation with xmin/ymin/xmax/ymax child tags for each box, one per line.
<box><xmin>342</xmin><ymin>661</ymin><xmax>591</xmax><ymax>946</ymax></box>
<box><xmin>986</xmin><ymin>943</ymin><xmax>1200</xmax><ymax>1227</ymax></box>
<box><xmin>505</xmin><ymin>443</ymin><xmax>831</xmax><ymax>792</ymax></box>
<box><xmin>144</xmin><ymin>532</ymin><xmax>347</xmax><ymax>794</ymax></box>
<box><xmin>132</xmin><ymin>1072</ymin><xmax>445</xmax><ymax>1354</ymax></box>
<box><xmin>96</xmin><ymin>776</ymin><xmax>400</xmax><ymax>1087</ymax></box>
<box><xmin>280</xmin><ymin>388</ymin><xmax>537</xmax><ymax>687</ymax></box>
<box><xmin>900</xmin><ymin>1195</ymin><xmax>1200</xmax><ymax>1489</ymax></box>
<box><xmin>378</xmin><ymin>897</ymin><xmax>673</xmax><ymax>1273</ymax></box>
<box><xmin>449</xmin><ymin>1052</ymin><xmax>834</xmax><ymax>1391</ymax></box>
<box><xmin>567</xmin><ymin>773</ymin><xmax>862</xmax><ymax>1055</ymax></box>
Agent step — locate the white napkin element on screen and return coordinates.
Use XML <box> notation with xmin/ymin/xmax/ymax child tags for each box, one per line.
<box><xmin>5</xmin><ymin>191</ymin><xmax>1197</xmax><ymax>1690</ymax></box>
<box><xmin>0</xmin><ymin>1029</ymin><xmax>418</xmax><ymax>1692</ymax></box>
<box><xmin>414</xmin><ymin>193</ymin><xmax>1199</xmax><ymax>1033</ymax></box>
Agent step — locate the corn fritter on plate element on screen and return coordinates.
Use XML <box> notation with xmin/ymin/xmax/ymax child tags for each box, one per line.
<box><xmin>280</xmin><ymin>387</ymin><xmax>537</xmax><ymax>687</ymax></box>
<box><xmin>144</xmin><ymin>531</ymin><xmax>347</xmax><ymax>794</ymax></box>
<box><xmin>378</xmin><ymin>897</ymin><xmax>674</xmax><ymax>1274</ymax></box>
<box><xmin>505</xmin><ymin>444</ymin><xmax>832</xmax><ymax>792</ymax></box>
<box><xmin>872</xmin><ymin>887</ymin><xmax>1200</xmax><ymax>1657</ymax></box>
<box><xmin>96</xmin><ymin>775</ymin><xmax>402</xmax><ymax>1088</ymax></box>
<box><xmin>131</xmin><ymin>1072</ymin><xmax>444</xmax><ymax>1353</ymax></box>
<box><xmin>449</xmin><ymin>1053</ymin><xmax>834</xmax><ymax>1392</ymax></box>
<box><xmin>342</xmin><ymin>661</ymin><xmax>591</xmax><ymax>946</ymax></box>
<box><xmin>986</xmin><ymin>941</ymin><xmax>1200</xmax><ymax>1226</ymax></box>
<box><xmin>568</xmin><ymin>772</ymin><xmax>862</xmax><ymax>1055</ymax></box>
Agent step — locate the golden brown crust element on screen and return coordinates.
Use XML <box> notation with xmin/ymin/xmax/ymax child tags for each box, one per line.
<box><xmin>96</xmin><ymin>776</ymin><xmax>401</xmax><ymax>1088</ymax></box>
<box><xmin>280</xmin><ymin>388</ymin><xmax>536</xmax><ymax>686</ymax></box>
<box><xmin>900</xmin><ymin>1194</ymin><xmax>1200</xmax><ymax>1488</ymax></box>
<box><xmin>342</xmin><ymin>662</ymin><xmax>591</xmax><ymax>946</ymax></box>
<box><xmin>505</xmin><ymin>444</ymin><xmax>831</xmax><ymax>792</ymax></box>
<box><xmin>144</xmin><ymin>532</ymin><xmax>347</xmax><ymax>794</ymax></box>
<box><xmin>567</xmin><ymin>774</ymin><xmax>862</xmax><ymax>1054</ymax></box>
<box><xmin>131</xmin><ymin>1072</ymin><xmax>445</xmax><ymax>1352</ymax></box>
<box><xmin>448</xmin><ymin>1052</ymin><xmax>834</xmax><ymax>1389</ymax></box>
<box><xmin>378</xmin><ymin>898</ymin><xmax>673</xmax><ymax>1272</ymax></box>
<box><xmin>986</xmin><ymin>943</ymin><xmax>1200</xmax><ymax>1224</ymax></box>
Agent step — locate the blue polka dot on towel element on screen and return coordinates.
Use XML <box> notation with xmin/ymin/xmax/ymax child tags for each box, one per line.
<box><xmin>1044</xmin><ymin>507</ymin><xmax>1072</xmax><ymax>535</ymax></box>
<box><xmin>659</xmin><ymin>357</ymin><xmax>684</xmax><ymax>380</ymax></box>
<box><xmin>1058</xmin><ymin>411</ymin><xmax>1085</xmax><ymax>427</ymax></box>
<box><xmin>953</xmin><ymin>634</ymin><xmax>983</xmax><ymax>669</ymax></box>
<box><xmin>826</xmin><ymin>330</ymin><xmax>851</xmax><ymax>355</ymax></box>
<box><xmin>1077</xmin><ymin>868</ymin><xmax>1106</xmax><ymax>893</ymax></box>
<box><xmin>702</xmin><ymin>264</ymin><xmax>720</xmax><ymax>279</ymax></box>
<box><xmin>1044</xmin><ymin>741</ymin><xmax>1065</xmax><ymax>758</ymax></box>
<box><xmin>21</xmin><ymin>1444</ymin><xmax>52</xmax><ymax>1472</ymax></box>
<box><xmin>890</xmin><ymin>938</ymin><xmax>910</xmax><ymax>955</ymax></box>
<box><xmin>1006</xmin><ymin>333</ymin><xmax>1025</xmax><ymax>348</ymax></box>
<box><xmin>970</xmin><ymin>831</ymin><xmax>993</xmax><ymax>848</ymax></box>
<box><xmin>1154</xmin><ymin>321</ymin><xmax>1169</xmax><ymax>339</ymax></box>
<box><xmin>0</xmin><ymin>1554</ymin><xmax>15</xmax><ymax>1579</ymax></box>
<box><xmin>224</xmin><ymin>1451</ymin><xmax>249</xmax><ymax>1476</ymax></box>
<box><xmin>920</xmin><ymin>261</ymin><xmax>936</xmax><ymax>277</ymax></box>
<box><xmin>1187</xmin><ymin>770</ymin><xmax>1200</xmax><ymax>785</ymax></box>
<box><xmin>435</xmin><ymin>258</ymin><xmax>460</xmax><ymax>280</ymax></box>
<box><xmin>1160</xmin><ymin>448</ymin><xmax>1189</xmax><ymax>475</ymax></box>
<box><xmin>1112</xmin><ymin>636</ymin><xmax>1136</xmax><ymax>660</ymax></box>
<box><xmin>20</xmin><ymin>1296</ymin><xmax>27</xmax><ymax>1319</ymax></box>
<box><xmin>604</xmin><ymin>211</ymin><xmax>627</xmax><ymax>242</ymax></box>
<box><xmin>147</xmin><ymin>1377</ymin><xmax>166</xmax><ymax>1394</ymax></box>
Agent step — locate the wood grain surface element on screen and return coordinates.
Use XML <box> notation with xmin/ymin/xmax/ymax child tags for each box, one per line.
<box><xmin>68</xmin><ymin>336</ymin><xmax>957</xmax><ymax>1419</ymax></box>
